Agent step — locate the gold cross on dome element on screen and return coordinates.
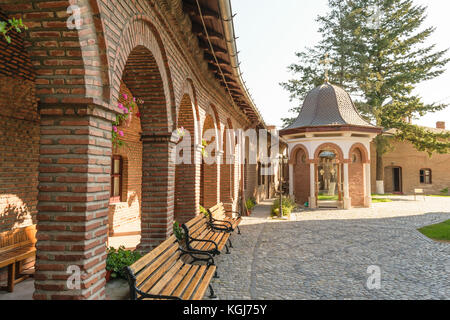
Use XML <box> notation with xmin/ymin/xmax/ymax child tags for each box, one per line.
<box><xmin>319</xmin><ymin>53</ymin><xmax>335</xmax><ymax>83</ymax></box>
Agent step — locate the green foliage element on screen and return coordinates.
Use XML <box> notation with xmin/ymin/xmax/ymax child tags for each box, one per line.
<box><xmin>245</xmin><ymin>198</ymin><xmax>257</xmax><ymax>211</ymax></box>
<box><xmin>199</xmin><ymin>205</ymin><xmax>209</xmax><ymax>218</ymax></box>
<box><xmin>271</xmin><ymin>196</ymin><xmax>297</xmax><ymax>217</ymax></box>
<box><xmin>173</xmin><ymin>221</ymin><xmax>185</xmax><ymax>242</ymax></box>
<box><xmin>440</xmin><ymin>188</ymin><xmax>449</xmax><ymax>196</ymax></box>
<box><xmin>106</xmin><ymin>246</ymin><xmax>142</xmax><ymax>279</ymax></box>
<box><xmin>281</xmin><ymin>0</ymin><xmax>450</xmax><ymax>158</ymax></box>
<box><xmin>0</xmin><ymin>18</ymin><xmax>28</xmax><ymax>44</ymax></box>
<box><xmin>418</xmin><ymin>220</ymin><xmax>450</xmax><ymax>241</ymax></box>
<box><xmin>112</xmin><ymin>95</ymin><xmax>143</xmax><ymax>148</ymax></box>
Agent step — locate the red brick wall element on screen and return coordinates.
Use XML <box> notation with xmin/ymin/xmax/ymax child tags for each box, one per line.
<box><xmin>349</xmin><ymin>149</ymin><xmax>364</xmax><ymax>207</ymax></box>
<box><xmin>293</xmin><ymin>149</ymin><xmax>310</xmax><ymax>204</ymax></box>
<box><xmin>0</xmin><ymin>10</ymin><xmax>39</xmax><ymax>286</ymax></box>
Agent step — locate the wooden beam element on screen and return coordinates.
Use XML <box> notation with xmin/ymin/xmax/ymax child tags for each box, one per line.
<box><xmin>183</xmin><ymin>2</ymin><xmax>220</xmax><ymax>20</ymax></box>
<box><xmin>192</xmin><ymin>22</ymin><xmax>224</xmax><ymax>41</ymax></box>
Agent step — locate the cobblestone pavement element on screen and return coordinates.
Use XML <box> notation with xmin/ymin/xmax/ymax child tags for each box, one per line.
<box><xmin>210</xmin><ymin>196</ymin><xmax>450</xmax><ymax>300</ymax></box>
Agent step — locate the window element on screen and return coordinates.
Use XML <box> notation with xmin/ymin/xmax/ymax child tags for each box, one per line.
<box><xmin>110</xmin><ymin>155</ymin><xmax>123</xmax><ymax>203</ymax></box>
<box><xmin>420</xmin><ymin>169</ymin><xmax>432</xmax><ymax>184</ymax></box>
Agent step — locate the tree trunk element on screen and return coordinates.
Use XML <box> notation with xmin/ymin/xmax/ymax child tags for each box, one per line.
<box><xmin>376</xmin><ymin>149</ymin><xmax>384</xmax><ymax>181</ymax></box>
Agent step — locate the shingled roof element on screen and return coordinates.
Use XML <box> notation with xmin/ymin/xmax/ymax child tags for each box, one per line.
<box><xmin>282</xmin><ymin>83</ymin><xmax>376</xmax><ymax>133</ymax></box>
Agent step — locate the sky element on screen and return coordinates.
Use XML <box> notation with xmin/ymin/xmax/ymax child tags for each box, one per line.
<box><xmin>231</xmin><ymin>0</ymin><xmax>450</xmax><ymax>129</ymax></box>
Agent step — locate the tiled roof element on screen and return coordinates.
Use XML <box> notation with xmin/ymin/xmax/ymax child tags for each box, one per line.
<box><xmin>284</xmin><ymin>83</ymin><xmax>374</xmax><ymax>130</ymax></box>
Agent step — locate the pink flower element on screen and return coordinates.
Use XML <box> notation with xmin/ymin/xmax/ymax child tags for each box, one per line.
<box><xmin>113</xmin><ymin>126</ymin><xmax>118</xmax><ymax>133</ymax></box>
<box><xmin>119</xmin><ymin>130</ymin><xmax>124</xmax><ymax>137</ymax></box>
<box><xmin>133</xmin><ymin>97</ymin><xmax>136</xmax><ymax>102</ymax></box>
<box><xmin>123</xmin><ymin>94</ymin><xmax>128</xmax><ymax>100</ymax></box>
<box><xmin>124</xmin><ymin>108</ymin><xmax>129</xmax><ymax>114</ymax></box>
<box><xmin>118</xmin><ymin>103</ymin><xmax>124</xmax><ymax>110</ymax></box>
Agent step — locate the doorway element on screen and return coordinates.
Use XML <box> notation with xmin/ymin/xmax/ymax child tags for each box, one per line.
<box><xmin>392</xmin><ymin>167</ymin><xmax>402</xmax><ymax>193</ymax></box>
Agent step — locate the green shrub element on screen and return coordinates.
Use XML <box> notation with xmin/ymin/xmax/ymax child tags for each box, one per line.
<box><xmin>173</xmin><ymin>221</ymin><xmax>185</xmax><ymax>242</ymax></box>
<box><xmin>271</xmin><ymin>196</ymin><xmax>297</xmax><ymax>217</ymax></box>
<box><xmin>246</xmin><ymin>198</ymin><xmax>257</xmax><ymax>211</ymax></box>
<box><xmin>440</xmin><ymin>188</ymin><xmax>449</xmax><ymax>196</ymax></box>
<box><xmin>199</xmin><ymin>205</ymin><xmax>209</xmax><ymax>217</ymax></box>
<box><xmin>106</xmin><ymin>246</ymin><xmax>142</xmax><ymax>279</ymax></box>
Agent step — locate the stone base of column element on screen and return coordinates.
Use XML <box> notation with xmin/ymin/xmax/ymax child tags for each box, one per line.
<box><xmin>364</xmin><ymin>196</ymin><xmax>372</xmax><ymax>208</ymax></box>
<box><xmin>343</xmin><ymin>197</ymin><xmax>352</xmax><ymax>210</ymax></box>
<box><xmin>308</xmin><ymin>196</ymin><xmax>317</xmax><ymax>209</ymax></box>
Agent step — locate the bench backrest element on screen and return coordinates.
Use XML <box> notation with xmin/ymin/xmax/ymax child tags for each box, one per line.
<box><xmin>128</xmin><ymin>235</ymin><xmax>182</xmax><ymax>293</ymax></box>
<box><xmin>209</xmin><ymin>202</ymin><xmax>227</xmax><ymax>220</ymax></box>
<box><xmin>184</xmin><ymin>214</ymin><xmax>210</xmax><ymax>239</ymax></box>
<box><xmin>0</xmin><ymin>225</ymin><xmax>37</xmax><ymax>254</ymax></box>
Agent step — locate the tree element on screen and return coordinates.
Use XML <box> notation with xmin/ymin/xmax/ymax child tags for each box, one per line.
<box><xmin>281</xmin><ymin>0</ymin><xmax>450</xmax><ymax>185</ymax></box>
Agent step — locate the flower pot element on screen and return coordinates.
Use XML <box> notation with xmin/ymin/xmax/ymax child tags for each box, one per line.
<box><xmin>105</xmin><ymin>270</ymin><xmax>112</xmax><ymax>282</ymax></box>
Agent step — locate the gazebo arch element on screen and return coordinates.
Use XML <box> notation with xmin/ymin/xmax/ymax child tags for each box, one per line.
<box><xmin>314</xmin><ymin>143</ymin><xmax>345</xmax><ymax>162</ymax></box>
<box><xmin>348</xmin><ymin>143</ymin><xmax>370</xmax><ymax>164</ymax></box>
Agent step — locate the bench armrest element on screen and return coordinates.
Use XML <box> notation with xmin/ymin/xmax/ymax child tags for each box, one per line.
<box><xmin>208</xmin><ymin>222</ymin><xmax>232</xmax><ymax>232</ymax></box>
<box><xmin>179</xmin><ymin>248</ymin><xmax>215</xmax><ymax>266</ymax></box>
<box><xmin>210</xmin><ymin>218</ymin><xmax>233</xmax><ymax>228</ymax></box>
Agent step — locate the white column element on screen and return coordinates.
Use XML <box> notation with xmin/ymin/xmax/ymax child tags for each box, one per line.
<box><xmin>343</xmin><ymin>163</ymin><xmax>351</xmax><ymax>209</ymax></box>
<box><xmin>309</xmin><ymin>163</ymin><xmax>316</xmax><ymax>208</ymax></box>
<box><xmin>289</xmin><ymin>164</ymin><xmax>294</xmax><ymax>196</ymax></box>
<box><xmin>364</xmin><ymin>163</ymin><xmax>372</xmax><ymax>207</ymax></box>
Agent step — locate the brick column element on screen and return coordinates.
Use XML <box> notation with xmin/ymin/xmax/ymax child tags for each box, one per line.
<box><xmin>35</xmin><ymin>104</ymin><xmax>114</xmax><ymax>300</ymax></box>
<box><xmin>221</xmin><ymin>154</ymin><xmax>234</xmax><ymax>215</ymax></box>
<box><xmin>139</xmin><ymin>134</ymin><xmax>176</xmax><ymax>252</ymax></box>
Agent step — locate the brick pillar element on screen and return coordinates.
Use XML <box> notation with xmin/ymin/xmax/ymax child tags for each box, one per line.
<box><xmin>174</xmin><ymin>142</ymin><xmax>200</xmax><ymax>224</ymax></box>
<box><xmin>221</xmin><ymin>155</ymin><xmax>234</xmax><ymax>215</ymax></box>
<box><xmin>34</xmin><ymin>104</ymin><xmax>114</xmax><ymax>300</ymax></box>
<box><xmin>139</xmin><ymin>134</ymin><xmax>176</xmax><ymax>252</ymax></box>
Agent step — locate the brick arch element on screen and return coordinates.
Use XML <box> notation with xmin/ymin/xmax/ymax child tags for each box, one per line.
<box><xmin>289</xmin><ymin>144</ymin><xmax>310</xmax><ymax>165</ymax></box>
<box><xmin>179</xmin><ymin>78</ymin><xmax>200</xmax><ymax>145</ymax></box>
<box><xmin>348</xmin><ymin>143</ymin><xmax>369</xmax><ymax>164</ymax></box>
<box><xmin>174</xmin><ymin>93</ymin><xmax>199</xmax><ymax>223</ymax></box>
<box><xmin>292</xmin><ymin>146</ymin><xmax>310</xmax><ymax>204</ymax></box>
<box><xmin>111</xmin><ymin>17</ymin><xmax>175</xmax><ymax>133</ymax></box>
<box><xmin>314</xmin><ymin>143</ymin><xmax>344</xmax><ymax>163</ymax></box>
<box><xmin>0</xmin><ymin>0</ymin><xmax>110</xmax><ymax>104</ymax></box>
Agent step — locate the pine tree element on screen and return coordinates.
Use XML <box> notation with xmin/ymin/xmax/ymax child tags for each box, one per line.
<box><xmin>281</xmin><ymin>0</ymin><xmax>450</xmax><ymax>183</ymax></box>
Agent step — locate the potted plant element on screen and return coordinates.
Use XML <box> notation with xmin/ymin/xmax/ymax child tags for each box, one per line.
<box><xmin>105</xmin><ymin>246</ymin><xmax>142</xmax><ymax>281</ymax></box>
<box><xmin>199</xmin><ymin>205</ymin><xmax>209</xmax><ymax>218</ymax></box>
<box><xmin>173</xmin><ymin>222</ymin><xmax>187</xmax><ymax>249</ymax></box>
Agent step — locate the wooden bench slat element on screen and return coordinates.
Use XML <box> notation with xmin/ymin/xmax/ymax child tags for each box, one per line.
<box><xmin>159</xmin><ymin>264</ymin><xmax>192</xmax><ymax>297</ymax></box>
<box><xmin>139</xmin><ymin>251</ymin><xmax>181</xmax><ymax>293</ymax></box>
<box><xmin>171</xmin><ymin>265</ymin><xmax>200</xmax><ymax>298</ymax></box>
<box><xmin>130</xmin><ymin>236</ymin><xmax>176</xmax><ymax>274</ymax></box>
<box><xmin>191</xmin><ymin>266</ymin><xmax>217</xmax><ymax>300</ymax></box>
<box><xmin>181</xmin><ymin>265</ymin><xmax>207</xmax><ymax>300</ymax></box>
<box><xmin>135</xmin><ymin>244</ymin><xmax>179</xmax><ymax>287</ymax></box>
<box><xmin>147</xmin><ymin>260</ymin><xmax>184</xmax><ymax>296</ymax></box>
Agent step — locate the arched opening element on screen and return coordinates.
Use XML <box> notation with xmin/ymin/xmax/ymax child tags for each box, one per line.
<box><xmin>292</xmin><ymin>147</ymin><xmax>310</xmax><ymax>204</ymax></box>
<box><xmin>349</xmin><ymin>147</ymin><xmax>365</xmax><ymax>207</ymax></box>
<box><xmin>200</xmin><ymin>114</ymin><xmax>219</xmax><ymax>209</ymax></box>
<box><xmin>174</xmin><ymin>94</ymin><xmax>198</xmax><ymax>223</ymax></box>
<box><xmin>314</xmin><ymin>144</ymin><xmax>344</xmax><ymax>208</ymax></box>
<box><xmin>119</xmin><ymin>45</ymin><xmax>172</xmax><ymax>252</ymax></box>
<box><xmin>107</xmin><ymin>82</ymin><xmax>143</xmax><ymax>250</ymax></box>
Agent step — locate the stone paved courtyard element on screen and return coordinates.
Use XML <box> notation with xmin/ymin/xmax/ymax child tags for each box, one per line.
<box><xmin>210</xmin><ymin>196</ymin><xmax>450</xmax><ymax>300</ymax></box>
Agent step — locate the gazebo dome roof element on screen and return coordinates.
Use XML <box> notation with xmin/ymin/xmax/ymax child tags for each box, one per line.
<box><xmin>283</xmin><ymin>82</ymin><xmax>374</xmax><ymax>131</ymax></box>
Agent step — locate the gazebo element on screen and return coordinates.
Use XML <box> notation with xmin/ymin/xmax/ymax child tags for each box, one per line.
<box><xmin>279</xmin><ymin>82</ymin><xmax>382</xmax><ymax>209</ymax></box>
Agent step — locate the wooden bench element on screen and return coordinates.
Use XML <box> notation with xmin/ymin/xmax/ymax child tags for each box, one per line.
<box><xmin>182</xmin><ymin>214</ymin><xmax>232</xmax><ymax>255</ymax></box>
<box><xmin>414</xmin><ymin>188</ymin><xmax>426</xmax><ymax>201</ymax></box>
<box><xmin>125</xmin><ymin>235</ymin><xmax>217</xmax><ymax>300</ymax></box>
<box><xmin>208</xmin><ymin>202</ymin><xmax>242</xmax><ymax>235</ymax></box>
<box><xmin>0</xmin><ymin>225</ymin><xmax>37</xmax><ymax>292</ymax></box>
